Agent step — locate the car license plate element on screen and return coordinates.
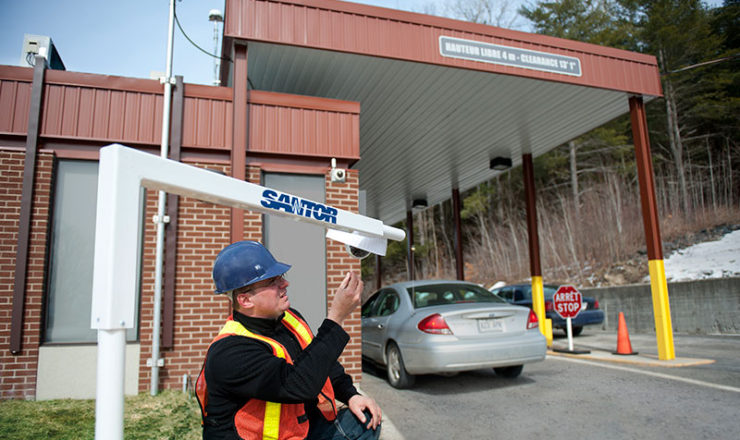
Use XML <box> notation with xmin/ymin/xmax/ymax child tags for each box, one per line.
<box><xmin>478</xmin><ymin>318</ymin><xmax>503</xmax><ymax>332</ymax></box>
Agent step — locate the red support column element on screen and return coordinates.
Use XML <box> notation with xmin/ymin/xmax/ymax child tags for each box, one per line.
<box><xmin>522</xmin><ymin>154</ymin><xmax>541</xmax><ymax>278</ymax></box>
<box><xmin>406</xmin><ymin>209</ymin><xmax>415</xmax><ymax>281</ymax></box>
<box><xmin>522</xmin><ymin>154</ymin><xmax>545</xmax><ymax>335</ymax></box>
<box><xmin>10</xmin><ymin>56</ymin><xmax>45</xmax><ymax>355</ymax></box>
<box><xmin>231</xmin><ymin>43</ymin><xmax>248</xmax><ymax>242</ymax></box>
<box><xmin>630</xmin><ymin>97</ymin><xmax>663</xmax><ymax>262</ymax></box>
<box><xmin>452</xmin><ymin>188</ymin><xmax>464</xmax><ymax>280</ymax></box>
<box><xmin>162</xmin><ymin>75</ymin><xmax>184</xmax><ymax>349</ymax></box>
<box><xmin>629</xmin><ymin>95</ymin><xmax>675</xmax><ymax>360</ymax></box>
<box><xmin>375</xmin><ymin>254</ymin><xmax>382</xmax><ymax>291</ymax></box>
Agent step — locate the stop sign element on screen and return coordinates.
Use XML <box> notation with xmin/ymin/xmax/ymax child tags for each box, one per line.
<box><xmin>553</xmin><ymin>285</ymin><xmax>582</xmax><ymax>319</ymax></box>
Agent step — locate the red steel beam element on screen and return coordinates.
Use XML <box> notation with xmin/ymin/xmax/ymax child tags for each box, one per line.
<box><xmin>452</xmin><ymin>188</ymin><xmax>464</xmax><ymax>280</ymax></box>
<box><xmin>10</xmin><ymin>58</ymin><xmax>46</xmax><ymax>355</ymax></box>
<box><xmin>406</xmin><ymin>209</ymin><xmax>415</xmax><ymax>281</ymax></box>
<box><xmin>162</xmin><ymin>75</ymin><xmax>184</xmax><ymax>349</ymax></box>
<box><xmin>522</xmin><ymin>154</ymin><xmax>542</xmax><ymax>277</ymax></box>
<box><xmin>629</xmin><ymin>96</ymin><xmax>663</xmax><ymax>261</ymax></box>
<box><xmin>231</xmin><ymin>43</ymin><xmax>249</xmax><ymax>241</ymax></box>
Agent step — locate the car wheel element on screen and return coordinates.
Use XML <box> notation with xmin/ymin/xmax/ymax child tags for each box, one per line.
<box><xmin>494</xmin><ymin>365</ymin><xmax>523</xmax><ymax>378</ymax></box>
<box><xmin>386</xmin><ymin>343</ymin><xmax>415</xmax><ymax>389</ymax></box>
<box><xmin>572</xmin><ymin>326</ymin><xmax>583</xmax><ymax>336</ymax></box>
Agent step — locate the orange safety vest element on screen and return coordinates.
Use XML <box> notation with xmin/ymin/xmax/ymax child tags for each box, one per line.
<box><xmin>196</xmin><ymin>310</ymin><xmax>337</xmax><ymax>440</ymax></box>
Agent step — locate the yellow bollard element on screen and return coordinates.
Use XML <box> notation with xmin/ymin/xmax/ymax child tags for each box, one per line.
<box><xmin>545</xmin><ymin>318</ymin><xmax>553</xmax><ymax>348</ymax></box>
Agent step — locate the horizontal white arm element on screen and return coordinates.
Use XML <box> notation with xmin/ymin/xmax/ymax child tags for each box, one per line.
<box><xmin>92</xmin><ymin>144</ymin><xmax>405</xmax><ymax>331</ymax></box>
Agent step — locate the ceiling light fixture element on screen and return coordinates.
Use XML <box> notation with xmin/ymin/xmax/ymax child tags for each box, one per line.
<box><xmin>490</xmin><ymin>157</ymin><xmax>513</xmax><ymax>171</ymax></box>
<box><xmin>412</xmin><ymin>198</ymin><xmax>428</xmax><ymax>210</ymax></box>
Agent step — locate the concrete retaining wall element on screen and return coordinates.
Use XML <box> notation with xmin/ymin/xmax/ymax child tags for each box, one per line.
<box><xmin>580</xmin><ymin>278</ymin><xmax>740</xmax><ymax>335</ymax></box>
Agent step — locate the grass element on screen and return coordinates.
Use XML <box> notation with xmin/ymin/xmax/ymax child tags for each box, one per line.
<box><xmin>0</xmin><ymin>390</ymin><xmax>202</xmax><ymax>440</ymax></box>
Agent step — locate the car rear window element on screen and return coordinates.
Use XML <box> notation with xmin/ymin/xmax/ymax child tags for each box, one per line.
<box><xmin>543</xmin><ymin>285</ymin><xmax>558</xmax><ymax>300</ymax></box>
<box><xmin>407</xmin><ymin>283</ymin><xmax>506</xmax><ymax>308</ymax></box>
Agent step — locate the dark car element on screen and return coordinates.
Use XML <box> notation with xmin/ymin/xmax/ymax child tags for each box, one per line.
<box><xmin>490</xmin><ymin>283</ymin><xmax>604</xmax><ymax>336</ymax></box>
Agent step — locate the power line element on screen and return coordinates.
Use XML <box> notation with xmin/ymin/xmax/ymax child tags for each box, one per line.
<box><xmin>174</xmin><ymin>10</ymin><xmax>231</xmax><ymax>63</ymax></box>
<box><xmin>662</xmin><ymin>52</ymin><xmax>739</xmax><ymax>76</ymax></box>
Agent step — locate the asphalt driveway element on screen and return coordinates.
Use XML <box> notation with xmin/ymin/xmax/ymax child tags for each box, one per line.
<box><xmin>362</xmin><ymin>330</ymin><xmax>740</xmax><ymax>440</ymax></box>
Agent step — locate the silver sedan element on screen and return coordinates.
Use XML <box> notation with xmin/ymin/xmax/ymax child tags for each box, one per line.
<box><xmin>361</xmin><ymin>280</ymin><xmax>547</xmax><ymax>388</ymax></box>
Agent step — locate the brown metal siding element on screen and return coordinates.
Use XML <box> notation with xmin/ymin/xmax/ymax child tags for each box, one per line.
<box><xmin>0</xmin><ymin>68</ymin><xmax>33</xmax><ymax>135</ymax></box>
<box><xmin>41</xmin><ymin>83</ymin><xmax>164</xmax><ymax>145</ymax></box>
<box><xmin>226</xmin><ymin>0</ymin><xmax>662</xmax><ymax>97</ymax></box>
<box><xmin>1</xmin><ymin>66</ymin><xmax>359</xmax><ymax>160</ymax></box>
<box><xmin>182</xmin><ymin>95</ymin><xmax>233</xmax><ymax>150</ymax></box>
<box><xmin>248</xmin><ymin>90</ymin><xmax>359</xmax><ymax>159</ymax></box>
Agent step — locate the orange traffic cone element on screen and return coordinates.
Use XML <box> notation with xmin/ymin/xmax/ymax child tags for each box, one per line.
<box><xmin>613</xmin><ymin>312</ymin><xmax>638</xmax><ymax>355</ymax></box>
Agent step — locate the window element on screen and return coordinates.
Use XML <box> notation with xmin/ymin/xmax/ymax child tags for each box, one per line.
<box><xmin>408</xmin><ymin>283</ymin><xmax>506</xmax><ymax>308</ymax></box>
<box><xmin>263</xmin><ymin>173</ymin><xmax>326</xmax><ymax>330</ymax></box>
<box><xmin>362</xmin><ymin>289</ymin><xmax>398</xmax><ymax>317</ymax></box>
<box><xmin>362</xmin><ymin>291</ymin><xmax>381</xmax><ymax>318</ymax></box>
<box><xmin>375</xmin><ymin>292</ymin><xmax>399</xmax><ymax>317</ymax></box>
<box><xmin>513</xmin><ymin>288</ymin><xmax>526</xmax><ymax>302</ymax></box>
<box><xmin>497</xmin><ymin>287</ymin><xmax>513</xmax><ymax>301</ymax></box>
<box><xmin>45</xmin><ymin>160</ymin><xmax>142</xmax><ymax>343</ymax></box>
<box><xmin>543</xmin><ymin>285</ymin><xmax>558</xmax><ymax>300</ymax></box>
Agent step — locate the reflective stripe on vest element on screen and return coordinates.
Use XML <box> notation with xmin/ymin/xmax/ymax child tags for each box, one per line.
<box><xmin>282</xmin><ymin>311</ymin><xmax>312</xmax><ymax>345</ymax></box>
<box><xmin>281</xmin><ymin>311</ymin><xmax>337</xmax><ymax>422</ymax></box>
<box><xmin>219</xmin><ymin>319</ymin><xmax>286</xmax><ymax>357</ymax></box>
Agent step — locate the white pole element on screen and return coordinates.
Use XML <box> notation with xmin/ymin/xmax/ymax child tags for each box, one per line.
<box><xmin>566</xmin><ymin>317</ymin><xmax>574</xmax><ymax>351</ymax></box>
<box><xmin>95</xmin><ymin>329</ymin><xmax>126</xmax><ymax>440</ymax></box>
<box><xmin>151</xmin><ymin>0</ymin><xmax>176</xmax><ymax>396</ymax></box>
<box><xmin>213</xmin><ymin>19</ymin><xmax>220</xmax><ymax>85</ymax></box>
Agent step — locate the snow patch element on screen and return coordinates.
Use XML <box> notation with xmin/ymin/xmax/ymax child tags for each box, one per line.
<box><xmin>648</xmin><ymin>229</ymin><xmax>740</xmax><ymax>282</ymax></box>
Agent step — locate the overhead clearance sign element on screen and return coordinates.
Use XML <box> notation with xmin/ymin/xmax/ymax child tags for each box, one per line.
<box><xmin>439</xmin><ymin>36</ymin><xmax>582</xmax><ymax>77</ymax></box>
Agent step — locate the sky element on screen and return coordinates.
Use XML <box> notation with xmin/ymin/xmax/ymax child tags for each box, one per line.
<box><xmin>0</xmin><ymin>0</ymin><xmax>440</xmax><ymax>86</ymax></box>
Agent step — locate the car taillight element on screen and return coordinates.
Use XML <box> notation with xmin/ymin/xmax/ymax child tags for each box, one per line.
<box><xmin>527</xmin><ymin>309</ymin><xmax>539</xmax><ymax>329</ymax></box>
<box><xmin>545</xmin><ymin>300</ymin><xmax>553</xmax><ymax>312</ymax></box>
<box><xmin>418</xmin><ymin>314</ymin><xmax>452</xmax><ymax>335</ymax></box>
<box><xmin>594</xmin><ymin>299</ymin><xmax>600</xmax><ymax>309</ymax></box>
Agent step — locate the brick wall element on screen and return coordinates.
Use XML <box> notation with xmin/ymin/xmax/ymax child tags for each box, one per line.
<box><xmin>325</xmin><ymin>168</ymin><xmax>363</xmax><ymax>383</ymax></box>
<box><xmin>0</xmin><ymin>150</ymin><xmax>53</xmax><ymax>399</ymax></box>
<box><xmin>0</xmin><ymin>153</ymin><xmax>363</xmax><ymax>398</ymax></box>
<box><xmin>138</xmin><ymin>163</ymin><xmax>264</xmax><ymax>393</ymax></box>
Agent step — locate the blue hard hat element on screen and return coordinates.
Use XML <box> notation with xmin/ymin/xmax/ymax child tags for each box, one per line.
<box><xmin>212</xmin><ymin>241</ymin><xmax>291</xmax><ymax>294</ymax></box>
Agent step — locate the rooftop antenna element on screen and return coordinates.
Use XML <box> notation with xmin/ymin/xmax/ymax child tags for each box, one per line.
<box><xmin>209</xmin><ymin>9</ymin><xmax>224</xmax><ymax>86</ymax></box>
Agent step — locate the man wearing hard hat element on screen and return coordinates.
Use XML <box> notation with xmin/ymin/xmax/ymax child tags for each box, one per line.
<box><xmin>196</xmin><ymin>241</ymin><xmax>382</xmax><ymax>440</ymax></box>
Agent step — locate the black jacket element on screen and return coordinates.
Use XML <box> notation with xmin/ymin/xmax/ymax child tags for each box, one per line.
<box><xmin>202</xmin><ymin>309</ymin><xmax>358</xmax><ymax>439</ymax></box>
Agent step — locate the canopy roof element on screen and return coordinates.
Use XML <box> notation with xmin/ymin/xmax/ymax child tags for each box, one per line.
<box><xmin>224</xmin><ymin>0</ymin><xmax>662</xmax><ymax>224</ymax></box>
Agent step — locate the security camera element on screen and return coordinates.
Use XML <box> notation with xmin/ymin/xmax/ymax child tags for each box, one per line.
<box><xmin>326</xmin><ymin>228</ymin><xmax>387</xmax><ymax>260</ymax></box>
<box><xmin>346</xmin><ymin>244</ymin><xmax>370</xmax><ymax>259</ymax></box>
<box><xmin>330</xmin><ymin>168</ymin><xmax>346</xmax><ymax>183</ymax></box>
<box><xmin>330</xmin><ymin>158</ymin><xmax>346</xmax><ymax>183</ymax></box>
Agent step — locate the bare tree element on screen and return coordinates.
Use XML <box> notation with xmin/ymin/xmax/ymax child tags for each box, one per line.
<box><xmin>658</xmin><ymin>49</ymin><xmax>691</xmax><ymax>217</ymax></box>
<box><xmin>443</xmin><ymin>0</ymin><xmax>524</xmax><ymax>28</ymax></box>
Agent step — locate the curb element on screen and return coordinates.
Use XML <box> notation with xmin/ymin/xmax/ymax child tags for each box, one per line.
<box><xmin>378</xmin><ymin>415</ymin><xmax>405</xmax><ymax>440</ymax></box>
<box><xmin>547</xmin><ymin>347</ymin><xmax>715</xmax><ymax>368</ymax></box>
<box><xmin>356</xmin><ymin>386</ymin><xmax>405</xmax><ymax>440</ymax></box>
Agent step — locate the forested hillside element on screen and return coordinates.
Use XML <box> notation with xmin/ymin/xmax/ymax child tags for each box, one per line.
<box><xmin>364</xmin><ymin>0</ymin><xmax>739</xmax><ymax>288</ymax></box>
